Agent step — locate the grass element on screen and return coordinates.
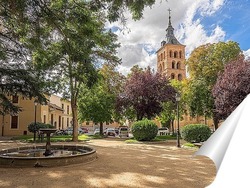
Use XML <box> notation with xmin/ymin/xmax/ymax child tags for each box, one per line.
<box><xmin>182</xmin><ymin>142</ymin><xmax>197</xmax><ymax>148</ymax></box>
<box><xmin>11</xmin><ymin>134</ymin><xmax>101</xmax><ymax>143</ymax></box>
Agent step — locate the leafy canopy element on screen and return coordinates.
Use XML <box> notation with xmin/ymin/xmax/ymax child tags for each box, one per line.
<box><xmin>213</xmin><ymin>55</ymin><xmax>250</xmax><ymax>119</ymax></box>
<box><xmin>116</xmin><ymin>67</ymin><xmax>176</xmax><ymax>121</ymax></box>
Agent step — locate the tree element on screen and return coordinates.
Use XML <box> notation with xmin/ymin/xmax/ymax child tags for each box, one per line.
<box><xmin>213</xmin><ymin>55</ymin><xmax>250</xmax><ymax>119</ymax></box>
<box><xmin>78</xmin><ymin>64</ymin><xmax>124</xmax><ymax>135</ymax></box>
<box><xmin>116</xmin><ymin>67</ymin><xmax>176</xmax><ymax>121</ymax></box>
<box><xmin>0</xmin><ymin>1</ymin><xmax>121</xmax><ymax>141</ymax></box>
<box><xmin>0</xmin><ymin>0</ymin><xmax>161</xmax><ymax>141</ymax></box>
<box><xmin>156</xmin><ymin>101</ymin><xmax>175</xmax><ymax>132</ymax></box>
<box><xmin>185</xmin><ymin>41</ymin><xmax>242</xmax><ymax>129</ymax></box>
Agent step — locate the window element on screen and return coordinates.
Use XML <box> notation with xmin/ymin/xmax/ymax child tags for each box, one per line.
<box><xmin>67</xmin><ymin>118</ymin><xmax>69</xmax><ymax>127</ymax></box>
<box><xmin>67</xmin><ymin>105</ymin><xmax>69</xmax><ymax>115</ymax></box>
<box><xmin>51</xmin><ymin>114</ymin><xmax>53</xmax><ymax>125</ymax></box>
<box><xmin>179</xmin><ymin>51</ymin><xmax>182</xmax><ymax>58</ymax></box>
<box><xmin>86</xmin><ymin>121</ymin><xmax>89</xmax><ymax>125</ymax></box>
<box><xmin>177</xmin><ymin>62</ymin><xmax>181</xmax><ymax>69</ymax></box>
<box><xmin>62</xmin><ymin>117</ymin><xmax>64</xmax><ymax>129</ymax></box>
<box><xmin>43</xmin><ymin>115</ymin><xmax>46</xmax><ymax>124</ymax></box>
<box><xmin>171</xmin><ymin>73</ymin><xmax>175</xmax><ymax>79</ymax></box>
<box><xmin>59</xmin><ymin>116</ymin><xmax>61</xmax><ymax>130</ymax></box>
<box><xmin>169</xmin><ymin>50</ymin><xmax>172</xmax><ymax>57</ymax></box>
<box><xmin>11</xmin><ymin>116</ymin><xmax>18</xmax><ymax>129</ymax></box>
<box><xmin>12</xmin><ymin>96</ymin><xmax>18</xmax><ymax>103</ymax></box>
<box><xmin>161</xmin><ymin>53</ymin><xmax>163</xmax><ymax>61</ymax></box>
<box><xmin>172</xmin><ymin>61</ymin><xmax>175</xmax><ymax>69</ymax></box>
<box><xmin>62</xmin><ymin>103</ymin><xmax>64</xmax><ymax>110</ymax></box>
<box><xmin>174</xmin><ymin>51</ymin><xmax>178</xmax><ymax>58</ymax></box>
<box><xmin>178</xmin><ymin>74</ymin><xmax>183</xmax><ymax>81</ymax></box>
<box><xmin>159</xmin><ymin>64</ymin><xmax>162</xmax><ymax>73</ymax></box>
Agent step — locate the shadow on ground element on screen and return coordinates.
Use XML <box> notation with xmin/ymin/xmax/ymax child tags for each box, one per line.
<box><xmin>0</xmin><ymin>139</ymin><xmax>216</xmax><ymax>188</ymax></box>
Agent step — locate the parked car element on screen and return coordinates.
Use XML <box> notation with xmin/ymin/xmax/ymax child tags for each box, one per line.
<box><xmin>119</xmin><ymin>126</ymin><xmax>129</xmax><ymax>138</ymax></box>
<box><xmin>115</xmin><ymin>128</ymin><xmax>119</xmax><ymax>135</ymax></box>
<box><xmin>64</xmin><ymin>127</ymin><xmax>84</xmax><ymax>135</ymax></box>
<box><xmin>80</xmin><ymin>127</ymin><xmax>89</xmax><ymax>133</ymax></box>
<box><xmin>157</xmin><ymin>127</ymin><xmax>169</xmax><ymax>136</ymax></box>
<box><xmin>93</xmin><ymin>128</ymin><xmax>100</xmax><ymax>135</ymax></box>
<box><xmin>54</xmin><ymin>129</ymin><xmax>66</xmax><ymax>135</ymax></box>
<box><xmin>105</xmin><ymin>128</ymin><xmax>116</xmax><ymax>137</ymax></box>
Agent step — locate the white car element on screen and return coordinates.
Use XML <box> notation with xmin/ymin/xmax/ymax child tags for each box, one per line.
<box><xmin>64</xmin><ymin>127</ymin><xmax>84</xmax><ymax>135</ymax></box>
<box><xmin>93</xmin><ymin>129</ymin><xmax>100</xmax><ymax>135</ymax></box>
<box><xmin>105</xmin><ymin>128</ymin><xmax>116</xmax><ymax>136</ymax></box>
<box><xmin>157</xmin><ymin>127</ymin><xmax>169</xmax><ymax>136</ymax></box>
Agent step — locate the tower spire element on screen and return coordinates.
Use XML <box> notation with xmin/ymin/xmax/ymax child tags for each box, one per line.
<box><xmin>168</xmin><ymin>8</ymin><xmax>172</xmax><ymax>26</ymax></box>
<box><xmin>165</xmin><ymin>8</ymin><xmax>181</xmax><ymax>45</ymax></box>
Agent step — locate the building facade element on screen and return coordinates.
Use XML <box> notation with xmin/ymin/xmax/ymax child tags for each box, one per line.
<box><xmin>0</xmin><ymin>94</ymin><xmax>73</xmax><ymax>136</ymax></box>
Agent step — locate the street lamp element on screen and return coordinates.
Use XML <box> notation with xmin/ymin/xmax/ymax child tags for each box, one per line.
<box><xmin>34</xmin><ymin>100</ymin><xmax>38</xmax><ymax>142</ymax></box>
<box><xmin>175</xmin><ymin>93</ymin><xmax>181</xmax><ymax>148</ymax></box>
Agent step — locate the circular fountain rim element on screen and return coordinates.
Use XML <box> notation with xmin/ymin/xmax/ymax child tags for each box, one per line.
<box><xmin>0</xmin><ymin>144</ymin><xmax>97</xmax><ymax>167</ymax></box>
<box><xmin>0</xmin><ymin>145</ymin><xmax>96</xmax><ymax>159</ymax></box>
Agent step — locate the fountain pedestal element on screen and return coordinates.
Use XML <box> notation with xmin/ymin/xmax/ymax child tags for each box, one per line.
<box><xmin>39</xmin><ymin>129</ymin><xmax>57</xmax><ymax>156</ymax></box>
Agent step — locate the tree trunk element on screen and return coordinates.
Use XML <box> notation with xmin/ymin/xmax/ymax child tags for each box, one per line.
<box><xmin>171</xmin><ymin>120</ymin><xmax>174</xmax><ymax>134</ymax></box>
<box><xmin>1</xmin><ymin>115</ymin><xmax>5</xmax><ymax>136</ymax></box>
<box><xmin>71</xmin><ymin>101</ymin><xmax>78</xmax><ymax>142</ymax></box>
<box><xmin>100</xmin><ymin>122</ymin><xmax>103</xmax><ymax>135</ymax></box>
<box><xmin>213</xmin><ymin>115</ymin><xmax>219</xmax><ymax>130</ymax></box>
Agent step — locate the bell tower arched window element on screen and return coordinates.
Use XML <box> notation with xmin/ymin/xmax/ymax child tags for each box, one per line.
<box><xmin>174</xmin><ymin>51</ymin><xmax>178</xmax><ymax>58</ymax></box>
<box><xmin>177</xmin><ymin>62</ymin><xmax>181</xmax><ymax>69</ymax></box>
<box><xmin>172</xmin><ymin>61</ymin><xmax>175</xmax><ymax>69</ymax></box>
<box><xmin>171</xmin><ymin>73</ymin><xmax>175</xmax><ymax>79</ymax></box>
<box><xmin>179</xmin><ymin>51</ymin><xmax>182</xmax><ymax>58</ymax></box>
<box><xmin>178</xmin><ymin>74</ymin><xmax>182</xmax><ymax>81</ymax></box>
<box><xmin>169</xmin><ymin>50</ymin><xmax>172</xmax><ymax>58</ymax></box>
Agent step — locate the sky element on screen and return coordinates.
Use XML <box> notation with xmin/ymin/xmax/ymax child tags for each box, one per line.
<box><xmin>107</xmin><ymin>0</ymin><xmax>250</xmax><ymax>75</ymax></box>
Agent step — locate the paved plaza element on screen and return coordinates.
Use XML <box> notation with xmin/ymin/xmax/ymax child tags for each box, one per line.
<box><xmin>0</xmin><ymin>138</ymin><xmax>215</xmax><ymax>188</ymax></box>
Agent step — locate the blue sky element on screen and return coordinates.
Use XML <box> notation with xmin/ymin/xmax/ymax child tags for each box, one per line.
<box><xmin>107</xmin><ymin>0</ymin><xmax>250</xmax><ymax>75</ymax></box>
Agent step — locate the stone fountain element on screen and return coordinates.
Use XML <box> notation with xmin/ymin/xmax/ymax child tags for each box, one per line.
<box><xmin>0</xmin><ymin>128</ymin><xmax>97</xmax><ymax>167</ymax></box>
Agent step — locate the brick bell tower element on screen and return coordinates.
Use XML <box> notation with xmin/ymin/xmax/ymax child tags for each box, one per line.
<box><xmin>156</xmin><ymin>9</ymin><xmax>186</xmax><ymax>80</ymax></box>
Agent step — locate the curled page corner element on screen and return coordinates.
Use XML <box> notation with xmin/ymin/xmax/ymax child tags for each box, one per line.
<box><xmin>194</xmin><ymin>94</ymin><xmax>250</xmax><ymax>187</ymax></box>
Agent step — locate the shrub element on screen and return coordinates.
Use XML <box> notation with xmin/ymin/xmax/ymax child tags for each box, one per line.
<box><xmin>181</xmin><ymin>124</ymin><xmax>211</xmax><ymax>143</ymax></box>
<box><xmin>28</xmin><ymin>122</ymin><xmax>54</xmax><ymax>133</ymax></box>
<box><xmin>131</xmin><ymin>119</ymin><xmax>158</xmax><ymax>141</ymax></box>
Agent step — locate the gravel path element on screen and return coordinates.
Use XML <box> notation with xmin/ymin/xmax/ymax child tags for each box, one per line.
<box><xmin>0</xmin><ymin>138</ymin><xmax>216</xmax><ymax>188</ymax></box>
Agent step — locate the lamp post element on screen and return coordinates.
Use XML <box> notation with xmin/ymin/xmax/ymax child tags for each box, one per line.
<box><xmin>175</xmin><ymin>93</ymin><xmax>181</xmax><ymax>148</ymax></box>
<box><xmin>34</xmin><ymin>100</ymin><xmax>38</xmax><ymax>142</ymax></box>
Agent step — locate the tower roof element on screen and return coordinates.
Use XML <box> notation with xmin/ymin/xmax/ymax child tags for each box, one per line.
<box><xmin>164</xmin><ymin>9</ymin><xmax>181</xmax><ymax>45</ymax></box>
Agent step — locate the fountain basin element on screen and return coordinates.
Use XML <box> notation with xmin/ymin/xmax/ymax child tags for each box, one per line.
<box><xmin>0</xmin><ymin>145</ymin><xmax>97</xmax><ymax>167</ymax></box>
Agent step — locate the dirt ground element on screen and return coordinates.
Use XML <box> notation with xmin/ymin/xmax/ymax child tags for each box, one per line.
<box><xmin>0</xmin><ymin>138</ymin><xmax>216</xmax><ymax>188</ymax></box>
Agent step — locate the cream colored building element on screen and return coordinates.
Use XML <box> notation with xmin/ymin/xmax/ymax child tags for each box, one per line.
<box><xmin>0</xmin><ymin>94</ymin><xmax>72</xmax><ymax>136</ymax></box>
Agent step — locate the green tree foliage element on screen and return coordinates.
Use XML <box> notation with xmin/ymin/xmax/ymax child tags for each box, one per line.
<box><xmin>185</xmin><ymin>41</ymin><xmax>241</xmax><ymax>129</ymax></box>
<box><xmin>156</xmin><ymin>101</ymin><xmax>175</xmax><ymax>131</ymax></box>
<box><xmin>181</xmin><ymin>124</ymin><xmax>211</xmax><ymax>143</ymax></box>
<box><xmin>213</xmin><ymin>55</ymin><xmax>250</xmax><ymax>119</ymax></box>
<box><xmin>0</xmin><ymin>1</ymin><xmax>122</xmax><ymax>141</ymax></box>
<box><xmin>116</xmin><ymin>67</ymin><xmax>176</xmax><ymax>121</ymax></box>
<box><xmin>28</xmin><ymin>122</ymin><xmax>54</xmax><ymax>134</ymax></box>
<box><xmin>131</xmin><ymin>119</ymin><xmax>158</xmax><ymax>141</ymax></box>
<box><xmin>0</xmin><ymin>0</ymin><xmax>161</xmax><ymax>141</ymax></box>
<box><xmin>89</xmin><ymin>0</ymin><xmax>158</xmax><ymax>22</ymax></box>
<box><xmin>78</xmin><ymin>64</ymin><xmax>124</xmax><ymax>135</ymax></box>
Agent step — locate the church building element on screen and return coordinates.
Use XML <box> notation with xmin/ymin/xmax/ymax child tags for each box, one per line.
<box><xmin>156</xmin><ymin>9</ymin><xmax>186</xmax><ymax>80</ymax></box>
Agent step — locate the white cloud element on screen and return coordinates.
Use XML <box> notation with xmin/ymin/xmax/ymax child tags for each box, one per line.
<box><xmin>243</xmin><ymin>49</ymin><xmax>250</xmax><ymax>60</ymax></box>
<box><xmin>109</xmin><ymin>0</ymin><xmax>226</xmax><ymax>75</ymax></box>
